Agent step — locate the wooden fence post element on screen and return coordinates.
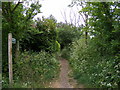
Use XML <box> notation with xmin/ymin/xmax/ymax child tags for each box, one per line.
<box><xmin>8</xmin><ymin>33</ymin><xmax>13</xmax><ymax>87</ymax></box>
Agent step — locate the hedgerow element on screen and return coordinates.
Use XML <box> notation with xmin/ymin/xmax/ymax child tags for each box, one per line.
<box><xmin>69</xmin><ymin>39</ymin><xmax>120</xmax><ymax>88</ymax></box>
<box><xmin>2</xmin><ymin>51</ymin><xmax>60</xmax><ymax>88</ymax></box>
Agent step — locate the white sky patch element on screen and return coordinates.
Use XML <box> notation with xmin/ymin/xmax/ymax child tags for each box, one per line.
<box><xmin>34</xmin><ymin>0</ymin><xmax>72</xmax><ymax>22</ymax></box>
<box><xmin>34</xmin><ymin>0</ymin><xmax>84</xmax><ymax>26</ymax></box>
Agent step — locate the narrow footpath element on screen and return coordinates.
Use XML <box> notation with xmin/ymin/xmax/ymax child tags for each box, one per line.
<box><xmin>59</xmin><ymin>58</ymin><xmax>72</xmax><ymax>88</ymax></box>
<box><xmin>49</xmin><ymin>57</ymin><xmax>84</xmax><ymax>88</ymax></box>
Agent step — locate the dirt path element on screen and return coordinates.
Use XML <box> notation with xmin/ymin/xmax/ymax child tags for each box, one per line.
<box><xmin>59</xmin><ymin>58</ymin><xmax>72</xmax><ymax>88</ymax></box>
<box><xmin>49</xmin><ymin>57</ymin><xmax>84</xmax><ymax>88</ymax></box>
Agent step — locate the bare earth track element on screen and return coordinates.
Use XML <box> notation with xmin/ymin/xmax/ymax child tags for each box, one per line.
<box><xmin>48</xmin><ymin>57</ymin><xmax>84</xmax><ymax>88</ymax></box>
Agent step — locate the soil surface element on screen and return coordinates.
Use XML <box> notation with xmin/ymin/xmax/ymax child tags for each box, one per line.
<box><xmin>48</xmin><ymin>57</ymin><xmax>84</xmax><ymax>88</ymax></box>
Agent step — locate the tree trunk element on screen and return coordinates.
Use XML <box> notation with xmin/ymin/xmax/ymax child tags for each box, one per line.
<box><xmin>85</xmin><ymin>14</ymin><xmax>88</xmax><ymax>45</ymax></box>
<box><xmin>85</xmin><ymin>31</ymin><xmax>88</xmax><ymax>45</ymax></box>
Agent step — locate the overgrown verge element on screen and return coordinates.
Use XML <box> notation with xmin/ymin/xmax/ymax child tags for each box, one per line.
<box><xmin>2</xmin><ymin>51</ymin><xmax>60</xmax><ymax>88</ymax></box>
<box><xmin>69</xmin><ymin>39</ymin><xmax>120</xmax><ymax>88</ymax></box>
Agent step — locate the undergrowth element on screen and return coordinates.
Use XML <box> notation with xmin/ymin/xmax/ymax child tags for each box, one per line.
<box><xmin>2</xmin><ymin>51</ymin><xmax>60</xmax><ymax>88</ymax></box>
<box><xmin>69</xmin><ymin>39</ymin><xmax>120</xmax><ymax>88</ymax></box>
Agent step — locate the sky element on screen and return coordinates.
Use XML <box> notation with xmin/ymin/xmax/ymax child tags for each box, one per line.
<box><xmin>34</xmin><ymin>0</ymin><xmax>84</xmax><ymax>26</ymax></box>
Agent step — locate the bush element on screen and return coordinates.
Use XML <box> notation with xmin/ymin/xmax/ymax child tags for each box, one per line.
<box><xmin>69</xmin><ymin>39</ymin><xmax>120</xmax><ymax>88</ymax></box>
<box><xmin>58</xmin><ymin>26</ymin><xmax>81</xmax><ymax>49</ymax></box>
<box><xmin>2</xmin><ymin>51</ymin><xmax>60</xmax><ymax>88</ymax></box>
<box><xmin>60</xmin><ymin>46</ymin><xmax>71</xmax><ymax>60</ymax></box>
<box><xmin>20</xmin><ymin>17</ymin><xmax>58</xmax><ymax>53</ymax></box>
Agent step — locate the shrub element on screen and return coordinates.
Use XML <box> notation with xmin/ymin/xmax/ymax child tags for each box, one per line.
<box><xmin>60</xmin><ymin>46</ymin><xmax>71</xmax><ymax>60</ymax></box>
<box><xmin>20</xmin><ymin>17</ymin><xmax>58</xmax><ymax>53</ymax></box>
<box><xmin>3</xmin><ymin>51</ymin><xmax>60</xmax><ymax>88</ymax></box>
<box><xmin>58</xmin><ymin>26</ymin><xmax>81</xmax><ymax>49</ymax></box>
<box><xmin>69</xmin><ymin>39</ymin><xmax>120</xmax><ymax>88</ymax></box>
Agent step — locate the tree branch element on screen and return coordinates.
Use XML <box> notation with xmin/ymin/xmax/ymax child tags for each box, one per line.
<box><xmin>26</xmin><ymin>9</ymin><xmax>35</xmax><ymax>21</ymax></box>
<box><xmin>61</xmin><ymin>10</ymin><xmax>68</xmax><ymax>24</ymax></box>
<box><xmin>79</xmin><ymin>12</ymin><xmax>86</xmax><ymax>23</ymax></box>
<box><xmin>8</xmin><ymin>2</ymin><xmax>11</xmax><ymax>13</ymax></box>
<box><xmin>11</xmin><ymin>2</ymin><xmax>23</xmax><ymax>13</ymax></box>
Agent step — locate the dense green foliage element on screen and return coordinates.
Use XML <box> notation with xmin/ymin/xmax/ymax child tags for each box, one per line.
<box><xmin>57</xmin><ymin>23</ymin><xmax>81</xmax><ymax>49</ymax></box>
<box><xmin>2</xmin><ymin>1</ymin><xmax>41</xmax><ymax>75</ymax></box>
<box><xmin>68</xmin><ymin>2</ymin><xmax>120</xmax><ymax>88</ymax></box>
<box><xmin>57</xmin><ymin>23</ymin><xmax>82</xmax><ymax>59</ymax></box>
<box><xmin>85</xmin><ymin>2</ymin><xmax>120</xmax><ymax>55</ymax></box>
<box><xmin>2</xmin><ymin>1</ymin><xmax>120</xmax><ymax>88</ymax></box>
<box><xmin>3</xmin><ymin>51</ymin><xmax>60</xmax><ymax>88</ymax></box>
<box><xmin>69</xmin><ymin>39</ymin><xmax>120</xmax><ymax>88</ymax></box>
<box><xmin>2</xmin><ymin>2</ymin><xmax>60</xmax><ymax>88</ymax></box>
<box><xmin>20</xmin><ymin>16</ymin><xmax>59</xmax><ymax>53</ymax></box>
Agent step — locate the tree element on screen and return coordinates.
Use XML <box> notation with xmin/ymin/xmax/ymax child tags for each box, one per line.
<box><xmin>69</xmin><ymin>1</ymin><xmax>120</xmax><ymax>88</ymax></box>
<box><xmin>69</xmin><ymin>1</ymin><xmax>89</xmax><ymax>45</ymax></box>
<box><xmin>80</xmin><ymin>2</ymin><xmax>120</xmax><ymax>87</ymax></box>
<box><xmin>61</xmin><ymin>7</ymin><xmax>81</xmax><ymax>27</ymax></box>
<box><xmin>81</xmin><ymin>2</ymin><xmax>120</xmax><ymax>54</ymax></box>
<box><xmin>57</xmin><ymin>22</ymin><xmax>81</xmax><ymax>49</ymax></box>
<box><xmin>2</xmin><ymin>1</ymin><xmax>41</xmax><ymax>56</ymax></box>
<box><xmin>2</xmin><ymin>1</ymin><xmax>41</xmax><ymax>76</ymax></box>
<box><xmin>20</xmin><ymin>15</ymin><xmax>59</xmax><ymax>53</ymax></box>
